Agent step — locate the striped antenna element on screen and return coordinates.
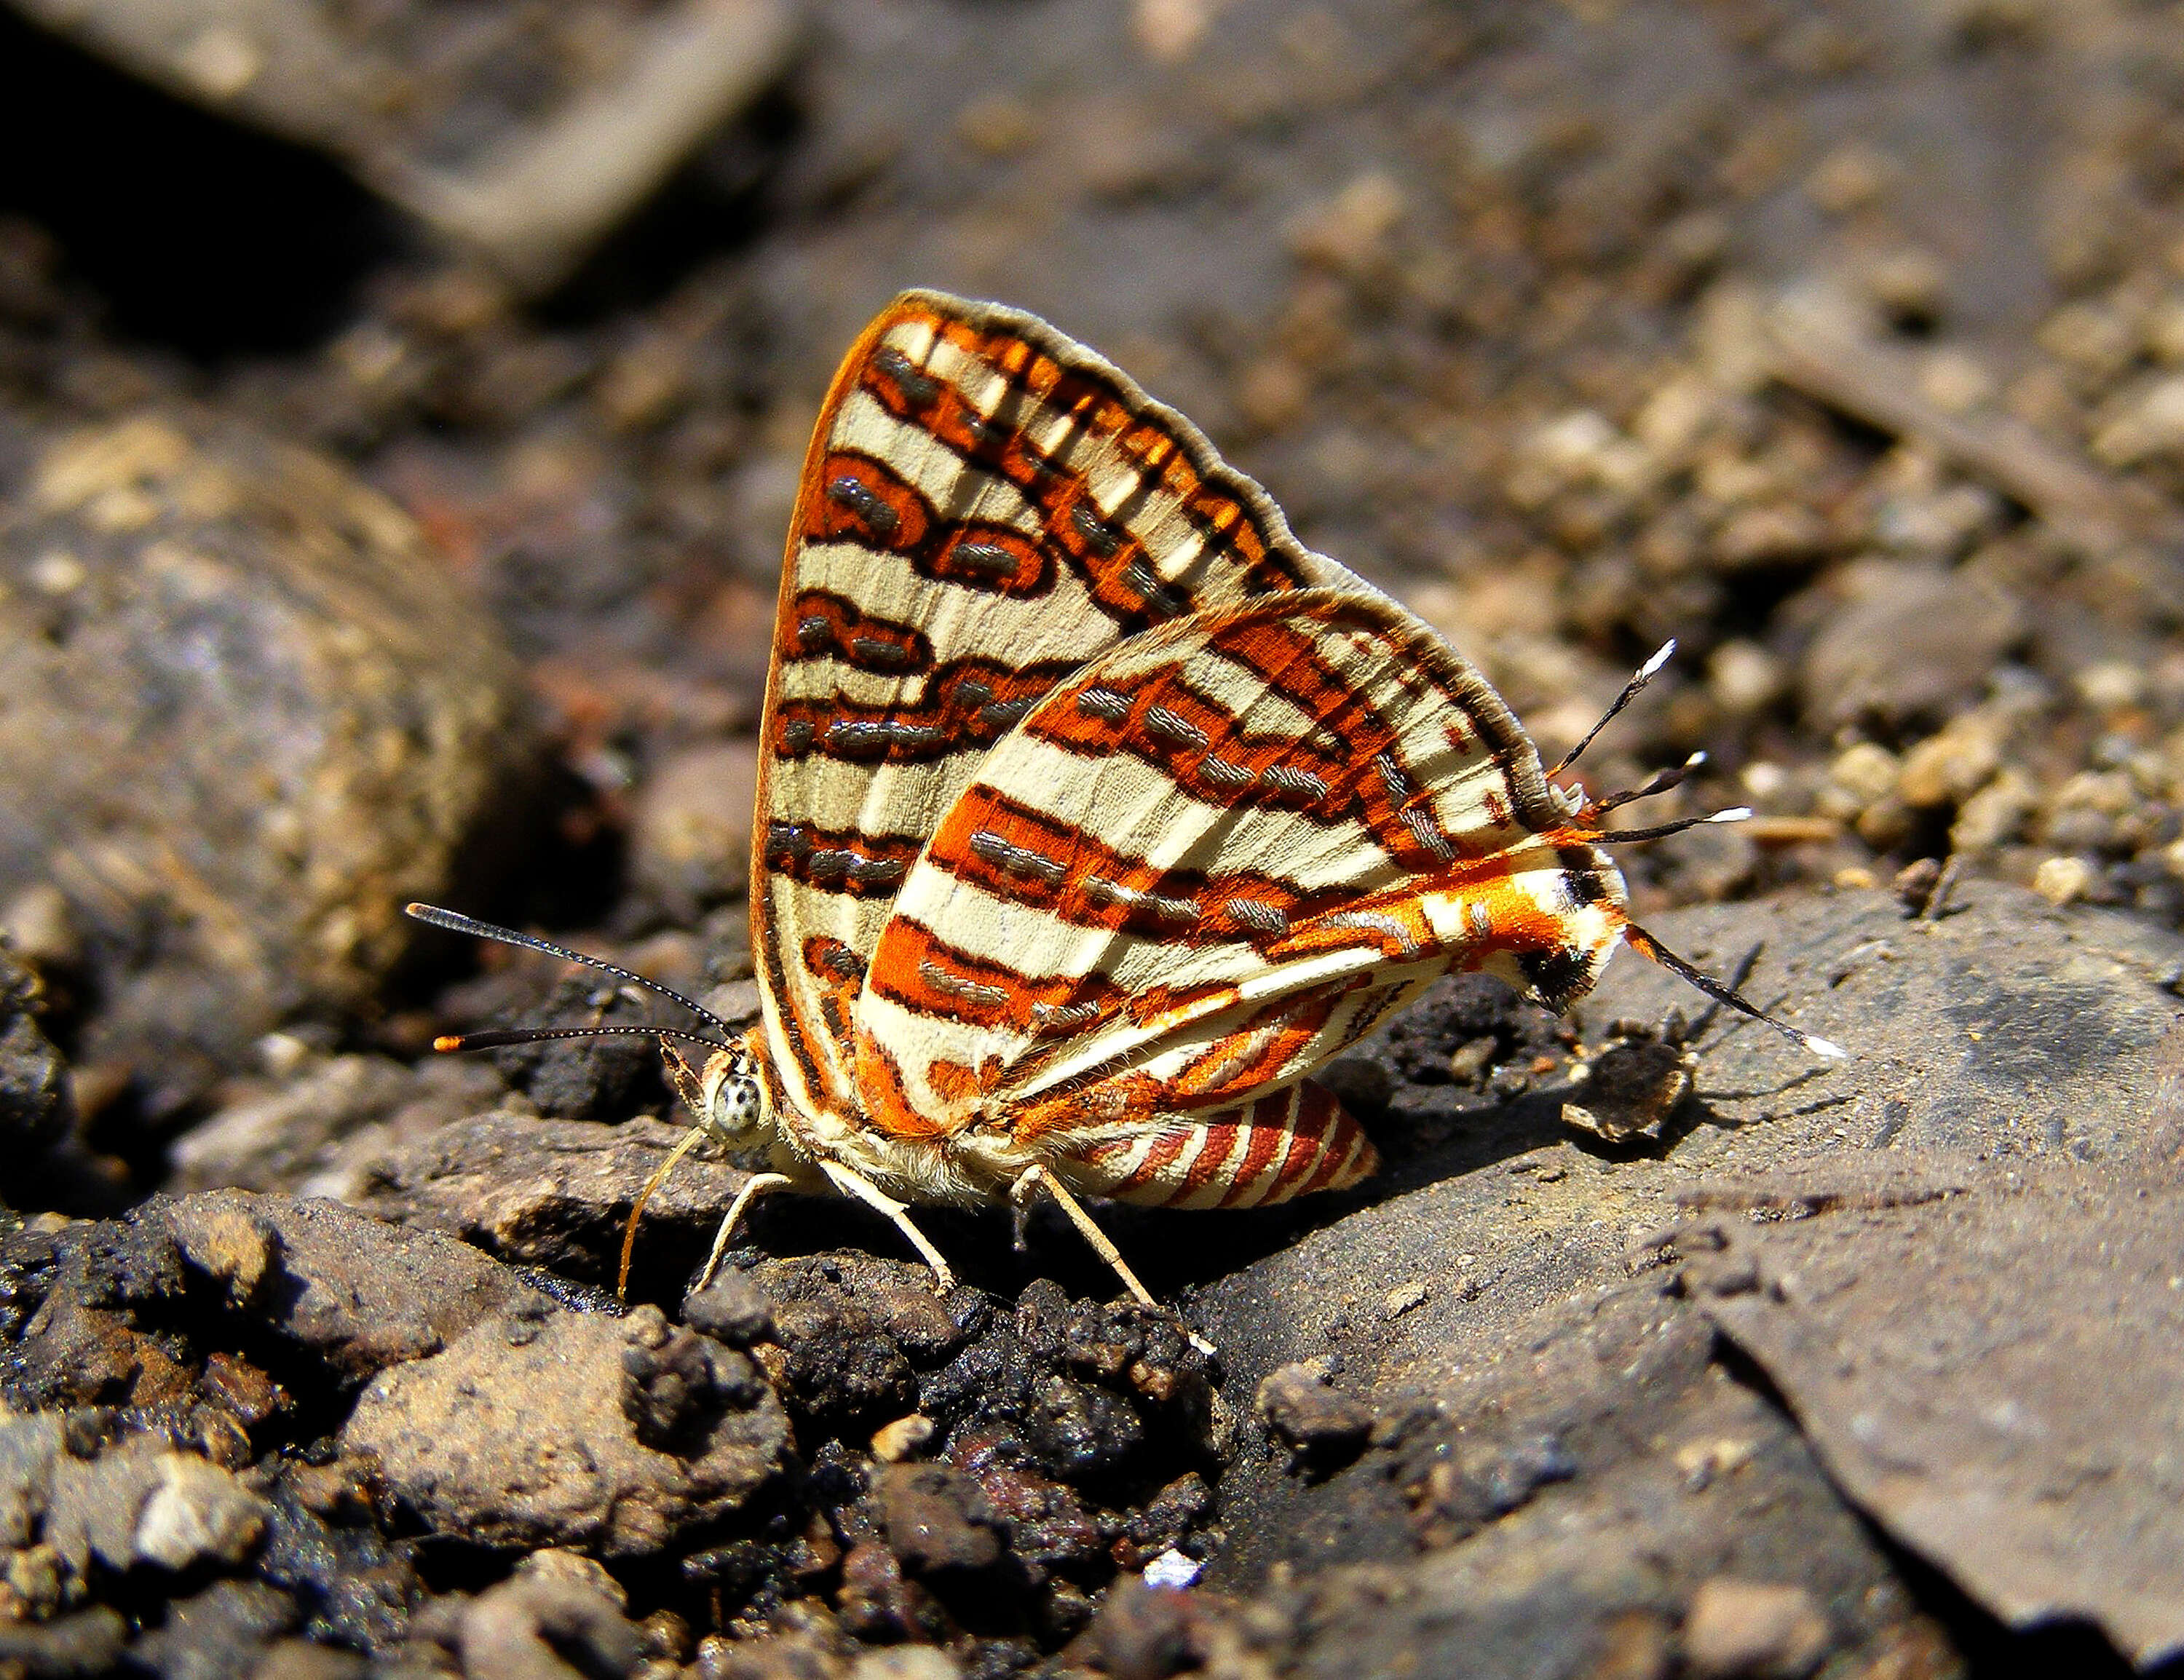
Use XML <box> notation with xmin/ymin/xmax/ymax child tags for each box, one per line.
<box><xmin>1588</xmin><ymin>750</ymin><xmax>1706</xmax><ymax>818</ymax></box>
<box><xmin>1593</xmin><ymin>807</ymin><xmax>1750</xmax><ymax>846</ymax></box>
<box><xmin>431</xmin><ymin>1025</ymin><xmax>735</xmax><ymax>1055</ymax></box>
<box><xmin>404</xmin><ymin>903</ymin><xmax>737</xmax><ymax>1044</ymax></box>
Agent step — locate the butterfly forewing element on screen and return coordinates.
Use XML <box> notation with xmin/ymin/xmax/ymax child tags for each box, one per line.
<box><xmin>852</xmin><ymin>591</ymin><xmax>1631</xmax><ymax>1165</ymax></box>
<box><xmin>752</xmin><ymin>292</ymin><xmax>1374</xmax><ymax>1125</ymax></box>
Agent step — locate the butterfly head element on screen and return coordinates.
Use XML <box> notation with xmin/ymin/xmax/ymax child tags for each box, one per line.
<box><xmin>663</xmin><ymin>1039</ymin><xmax>772</xmax><ymax>1146</ymax></box>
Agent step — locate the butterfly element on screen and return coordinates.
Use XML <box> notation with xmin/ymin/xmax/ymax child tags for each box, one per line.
<box><xmin>408</xmin><ymin>289</ymin><xmax>1839</xmax><ymax>1306</ymax></box>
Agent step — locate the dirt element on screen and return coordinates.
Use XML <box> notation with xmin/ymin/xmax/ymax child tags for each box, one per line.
<box><xmin>1</xmin><ymin>0</ymin><xmax>2183</xmax><ymax>1673</ymax></box>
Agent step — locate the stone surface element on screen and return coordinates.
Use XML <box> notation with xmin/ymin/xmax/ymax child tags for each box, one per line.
<box><xmin>0</xmin><ymin>882</ymin><xmax>2170</xmax><ymax>1671</ymax></box>
<box><xmin>170</xmin><ymin>1053</ymin><xmax>505</xmax><ymax>1200</ymax></box>
<box><xmin>165</xmin><ymin>1190</ymin><xmax>538</xmax><ymax>1385</ymax></box>
<box><xmin>1567</xmin><ymin>880</ymin><xmax>2184</xmax><ymax>1168</ymax></box>
<box><xmin>1200</xmin><ymin>879</ymin><xmax>2181</xmax><ymax>1416</ymax></box>
<box><xmin>1198</xmin><ymin>1280</ymin><xmax>1936</xmax><ymax>1679</ymax></box>
<box><xmin>340</xmin><ymin>1300</ymin><xmax>788</xmax><ymax>1556</ymax></box>
<box><xmin>7</xmin><ymin>0</ymin><xmax>796</xmax><ymax>291</ymax></box>
<box><xmin>7</xmin><ymin>1189</ymin><xmax>536</xmax><ymax>1412</ymax></box>
<box><xmin>355</xmin><ymin>1112</ymin><xmax>751</xmax><ymax>1282</ymax></box>
<box><xmin>1689</xmin><ymin>1160</ymin><xmax>2184</xmax><ymax>1668</ymax></box>
<box><xmin>0</xmin><ymin>412</ymin><xmax>528</xmax><ymax>1108</ymax></box>
<box><xmin>1187</xmin><ymin>882</ymin><xmax>2183</xmax><ymax>1675</ymax></box>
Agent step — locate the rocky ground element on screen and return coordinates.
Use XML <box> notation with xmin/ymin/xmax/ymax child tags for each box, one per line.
<box><xmin>1</xmin><ymin>0</ymin><xmax>2183</xmax><ymax>1674</ymax></box>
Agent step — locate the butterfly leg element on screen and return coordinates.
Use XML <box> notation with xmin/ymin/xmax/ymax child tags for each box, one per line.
<box><xmin>620</xmin><ymin>1120</ymin><xmax>714</xmax><ymax>1300</ymax></box>
<box><xmin>817</xmin><ymin>1159</ymin><xmax>958</xmax><ymax>1293</ymax></box>
<box><xmin>692</xmin><ymin>1171</ymin><xmax>796</xmax><ymax>1293</ymax></box>
<box><xmin>1011</xmin><ymin>1167</ymin><xmax>1218</xmax><ymax>1355</ymax></box>
<box><xmin>1008</xmin><ymin>1165</ymin><xmax>1157</xmax><ymax>1308</ymax></box>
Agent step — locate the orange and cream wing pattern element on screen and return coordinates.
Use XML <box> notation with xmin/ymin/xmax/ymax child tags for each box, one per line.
<box><xmin>752</xmin><ymin>291</ymin><xmax>1369</xmax><ymax>1126</ymax></box>
<box><xmin>1037</xmin><ymin>1079</ymin><xmax>1381</xmax><ymax>1211</ymax></box>
<box><xmin>852</xmin><ymin>590</ymin><xmax>1631</xmax><ymax>1203</ymax></box>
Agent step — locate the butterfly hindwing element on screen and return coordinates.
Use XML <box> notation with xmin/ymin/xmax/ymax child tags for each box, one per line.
<box><xmin>751</xmin><ymin>291</ymin><xmax>1373</xmax><ymax>1128</ymax></box>
<box><xmin>1061</xmin><ymin>1079</ymin><xmax>1380</xmax><ymax>1210</ymax></box>
<box><xmin>852</xmin><ymin>590</ymin><xmax>1631</xmax><ymax>1170</ymax></box>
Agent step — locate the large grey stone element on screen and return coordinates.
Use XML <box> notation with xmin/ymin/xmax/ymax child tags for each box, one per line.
<box><xmin>1688</xmin><ymin>1160</ymin><xmax>2184</xmax><ymax>1668</ymax></box>
<box><xmin>1192</xmin><ymin>882</ymin><xmax>2184</xmax><ymax>1675</ymax></box>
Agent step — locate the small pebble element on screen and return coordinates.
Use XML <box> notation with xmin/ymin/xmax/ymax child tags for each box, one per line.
<box><xmin>1681</xmin><ymin>1577</ymin><xmax>1831</xmax><ymax>1679</ymax></box>
<box><xmin>1286</xmin><ymin>170</ymin><xmax>1407</xmax><ymax>274</ymax></box>
<box><xmin>459</xmin><ymin>1574</ymin><xmax>641</xmax><ymax>1680</ymax></box>
<box><xmin>1141</xmin><ymin>1549</ymin><xmax>1203</xmax><ymax>1591</ymax></box>
<box><xmin>682</xmin><ymin>1275</ymin><xmax>775</xmax><ymax>1347</ymax></box>
<box><xmin>2073</xmin><ymin>661</ymin><xmax>2148</xmax><ymax>711</ymax></box>
<box><xmin>1917</xmin><ymin>346</ymin><xmax>1995</xmax><ymax>413</ymax></box>
<box><xmin>2038</xmin><ymin>299</ymin><xmax>2137</xmax><ymax>376</ymax></box>
<box><xmin>2092</xmin><ymin>374</ymin><xmax>2184</xmax><ymax>465</ymax></box>
<box><xmin>1447</xmin><ymin>1037</ymin><xmax>1497</xmax><ymax>1083</ymax></box>
<box><xmin>1897</xmin><ymin>718</ymin><xmax>2003</xmax><ymax>809</ymax></box>
<box><xmin>132</xmin><ymin>1455</ymin><xmax>271</xmax><ymax>1571</ymax></box>
<box><xmin>1672</xmin><ymin>1435</ymin><xmax>1755</xmax><ymax>1492</ymax></box>
<box><xmin>1827</xmin><ymin>742</ymin><xmax>1900</xmax><ymax>807</ymax></box>
<box><xmin>513</xmin><ymin>1547</ymin><xmax>628</xmax><ymax>1610</ymax></box>
<box><xmin>871</xmin><ymin>1414</ymin><xmax>935</xmax><ymax>1463</ymax></box>
<box><xmin>848</xmin><ymin>1647</ymin><xmax>964</xmax><ymax>1680</ymax></box>
<box><xmin>1255</xmin><ymin>1362</ymin><xmax>1373</xmax><ymax>1463</ymax></box>
<box><xmin>1891</xmin><ymin>857</ymin><xmax>1944</xmax><ymax>916</ymax></box>
<box><xmin>1382</xmin><ymin>1282</ymin><xmax>1429</xmax><ymax>1320</ymax></box>
<box><xmin>1807</xmin><ymin>142</ymin><xmax>1896</xmax><ymax>215</ymax></box>
<box><xmin>1952</xmin><ymin>769</ymin><xmax>2036</xmax><ymax>853</ymax></box>
<box><xmin>1708</xmin><ymin>639</ymin><xmax>1786</xmax><ymax>713</ymax></box>
<box><xmin>2033</xmin><ymin>855</ymin><xmax>2093</xmax><ymax>907</ymax></box>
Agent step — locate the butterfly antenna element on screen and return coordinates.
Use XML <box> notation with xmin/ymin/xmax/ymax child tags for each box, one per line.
<box><xmin>1621</xmin><ymin>922</ymin><xmax>1845</xmax><ymax>1061</ymax></box>
<box><xmin>431</xmin><ymin>1025</ymin><xmax>733</xmax><ymax>1055</ymax></box>
<box><xmin>1549</xmin><ymin>640</ymin><xmax>1675</xmax><ymax>778</ymax></box>
<box><xmin>405</xmin><ymin>903</ymin><xmax>736</xmax><ymax>1038</ymax></box>
<box><xmin>1593</xmin><ymin>806</ymin><xmax>1750</xmax><ymax>845</ymax></box>
<box><xmin>1588</xmin><ymin>751</ymin><xmax>1706</xmax><ymax>818</ymax></box>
